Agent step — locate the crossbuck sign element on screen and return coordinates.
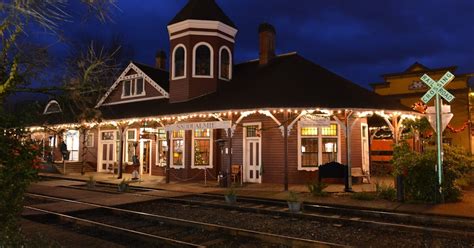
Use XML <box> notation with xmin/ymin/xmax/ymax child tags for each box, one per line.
<box><xmin>421</xmin><ymin>71</ymin><xmax>455</xmax><ymax>104</ymax></box>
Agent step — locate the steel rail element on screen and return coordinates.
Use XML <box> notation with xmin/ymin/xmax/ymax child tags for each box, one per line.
<box><xmin>25</xmin><ymin>192</ymin><xmax>347</xmax><ymax>248</ymax></box>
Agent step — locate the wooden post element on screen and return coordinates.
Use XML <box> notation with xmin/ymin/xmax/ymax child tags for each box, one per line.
<box><xmin>344</xmin><ymin>111</ymin><xmax>353</xmax><ymax>192</ymax></box>
<box><xmin>166</xmin><ymin>130</ymin><xmax>171</xmax><ymax>184</ymax></box>
<box><xmin>284</xmin><ymin>111</ymin><xmax>289</xmax><ymax>191</ymax></box>
<box><xmin>227</xmin><ymin>127</ymin><xmax>233</xmax><ymax>188</ymax></box>
<box><xmin>117</xmin><ymin>125</ymin><xmax>125</xmax><ymax>179</ymax></box>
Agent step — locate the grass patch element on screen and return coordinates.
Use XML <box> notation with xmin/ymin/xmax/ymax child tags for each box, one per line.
<box><xmin>351</xmin><ymin>191</ymin><xmax>377</xmax><ymax>201</ymax></box>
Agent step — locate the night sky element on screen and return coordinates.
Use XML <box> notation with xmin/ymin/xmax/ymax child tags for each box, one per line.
<box><xmin>33</xmin><ymin>0</ymin><xmax>474</xmax><ymax>88</ymax></box>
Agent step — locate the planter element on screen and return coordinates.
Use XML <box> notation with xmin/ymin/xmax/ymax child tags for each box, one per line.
<box><xmin>225</xmin><ymin>195</ymin><xmax>237</xmax><ymax>204</ymax></box>
<box><xmin>287</xmin><ymin>201</ymin><xmax>302</xmax><ymax>213</ymax></box>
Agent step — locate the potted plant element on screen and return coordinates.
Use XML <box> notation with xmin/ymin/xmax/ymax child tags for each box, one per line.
<box><xmin>224</xmin><ymin>186</ymin><xmax>237</xmax><ymax>204</ymax></box>
<box><xmin>287</xmin><ymin>191</ymin><xmax>302</xmax><ymax>213</ymax></box>
<box><xmin>86</xmin><ymin>176</ymin><xmax>96</xmax><ymax>189</ymax></box>
<box><xmin>118</xmin><ymin>178</ymin><xmax>130</xmax><ymax>192</ymax></box>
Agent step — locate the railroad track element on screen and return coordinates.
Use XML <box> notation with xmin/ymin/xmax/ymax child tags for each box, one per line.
<box><xmin>24</xmin><ymin>193</ymin><xmax>345</xmax><ymax>248</ymax></box>
<box><xmin>59</xmin><ymin>182</ymin><xmax>474</xmax><ymax>237</ymax></box>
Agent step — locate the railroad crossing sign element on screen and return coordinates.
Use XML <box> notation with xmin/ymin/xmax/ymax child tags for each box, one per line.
<box><xmin>420</xmin><ymin>72</ymin><xmax>455</xmax><ymax>103</ymax></box>
<box><xmin>420</xmin><ymin>71</ymin><xmax>456</xmax><ymax>203</ymax></box>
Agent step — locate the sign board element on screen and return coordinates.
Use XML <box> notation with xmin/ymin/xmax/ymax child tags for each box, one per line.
<box><xmin>420</xmin><ymin>72</ymin><xmax>455</xmax><ymax>103</ymax></box>
<box><xmin>425</xmin><ymin>106</ymin><xmax>453</xmax><ymax>132</ymax></box>
<box><xmin>299</xmin><ymin>115</ymin><xmax>331</xmax><ymax>127</ymax></box>
<box><xmin>165</xmin><ymin>121</ymin><xmax>232</xmax><ymax>132</ymax></box>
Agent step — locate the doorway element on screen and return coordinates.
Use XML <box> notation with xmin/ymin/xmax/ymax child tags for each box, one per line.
<box><xmin>361</xmin><ymin>123</ymin><xmax>370</xmax><ymax>173</ymax></box>
<box><xmin>243</xmin><ymin>123</ymin><xmax>262</xmax><ymax>183</ymax></box>
<box><xmin>140</xmin><ymin>140</ymin><xmax>152</xmax><ymax>175</ymax></box>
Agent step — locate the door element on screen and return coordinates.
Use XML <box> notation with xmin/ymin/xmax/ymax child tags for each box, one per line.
<box><xmin>361</xmin><ymin>123</ymin><xmax>370</xmax><ymax>173</ymax></box>
<box><xmin>142</xmin><ymin>141</ymin><xmax>151</xmax><ymax>175</ymax></box>
<box><xmin>245</xmin><ymin>139</ymin><xmax>261</xmax><ymax>183</ymax></box>
<box><xmin>101</xmin><ymin>143</ymin><xmax>114</xmax><ymax>172</ymax></box>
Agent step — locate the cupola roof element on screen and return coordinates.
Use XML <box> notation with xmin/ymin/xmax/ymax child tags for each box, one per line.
<box><xmin>168</xmin><ymin>0</ymin><xmax>236</xmax><ymax>28</ymax></box>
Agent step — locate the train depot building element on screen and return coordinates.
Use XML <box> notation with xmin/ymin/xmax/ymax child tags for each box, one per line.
<box><xmin>34</xmin><ymin>0</ymin><xmax>417</xmax><ymax>188</ymax></box>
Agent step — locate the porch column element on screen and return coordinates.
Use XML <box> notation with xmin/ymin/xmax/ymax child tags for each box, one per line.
<box><xmin>166</xmin><ymin>130</ymin><xmax>171</xmax><ymax>184</ymax></box>
<box><xmin>117</xmin><ymin>124</ymin><xmax>127</xmax><ymax>179</ymax></box>
<box><xmin>284</xmin><ymin>111</ymin><xmax>289</xmax><ymax>191</ymax></box>
<box><xmin>227</xmin><ymin>128</ymin><xmax>233</xmax><ymax>187</ymax></box>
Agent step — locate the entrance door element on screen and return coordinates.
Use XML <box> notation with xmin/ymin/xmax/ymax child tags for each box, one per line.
<box><xmin>141</xmin><ymin>140</ymin><xmax>152</xmax><ymax>175</ymax></box>
<box><xmin>243</xmin><ymin>124</ymin><xmax>262</xmax><ymax>183</ymax></box>
<box><xmin>101</xmin><ymin>143</ymin><xmax>114</xmax><ymax>172</ymax></box>
<box><xmin>361</xmin><ymin>123</ymin><xmax>370</xmax><ymax>173</ymax></box>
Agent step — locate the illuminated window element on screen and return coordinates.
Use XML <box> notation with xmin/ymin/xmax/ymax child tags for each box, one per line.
<box><xmin>298</xmin><ymin>122</ymin><xmax>339</xmax><ymax>170</ymax></box>
<box><xmin>126</xmin><ymin>129</ymin><xmax>137</xmax><ymax>163</ymax></box>
<box><xmin>246</xmin><ymin>126</ymin><xmax>259</xmax><ymax>138</ymax></box>
<box><xmin>156</xmin><ymin>129</ymin><xmax>168</xmax><ymax>167</ymax></box>
<box><xmin>171</xmin><ymin>130</ymin><xmax>185</xmax><ymax>168</ymax></box>
<box><xmin>63</xmin><ymin>130</ymin><xmax>79</xmax><ymax>161</ymax></box>
<box><xmin>192</xmin><ymin>129</ymin><xmax>212</xmax><ymax>168</ymax></box>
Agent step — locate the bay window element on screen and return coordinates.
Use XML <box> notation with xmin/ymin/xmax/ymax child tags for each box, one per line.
<box><xmin>298</xmin><ymin>123</ymin><xmax>339</xmax><ymax>171</ymax></box>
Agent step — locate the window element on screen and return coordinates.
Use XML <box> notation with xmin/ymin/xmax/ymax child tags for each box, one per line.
<box><xmin>122</xmin><ymin>78</ymin><xmax>145</xmax><ymax>98</ymax></box>
<box><xmin>156</xmin><ymin>129</ymin><xmax>168</xmax><ymax>167</ymax></box>
<box><xmin>171</xmin><ymin>130</ymin><xmax>185</xmax><ymax>168</ymax></box>
<box><xmin>246</xmin><ymin>126</ymin><xmax>260</xmax><ymax>138</ymax></box>
<box><xmin>85</xmin><ymin>132</ymin><xmax>94</xmax><ymax>147</ymax></box>
<box><xmin>192</xmin><ymin>129</ymin><xmax>212</xmax><ymax>168</ymax></box>
<box><xmin>193</xmin><ymin>42</ymin><xmax>213</xmax><ymax>78</ymax></box>
<box><xmin>126</xmin><ymin>129</ymin><xmax>137</xmax><ymax>163</ymax></box>
<box><xmin>173</xmin><ymin>45</ymin><xmax>186</xmax><ymax>79</ymax></box>
<box><xmin>63</xmin><ymin>130</ymin><xmax>80</xmax><ymax>161</ymax></box>
<box><xmin>101</xmin><ymin>131</ymin><xmax>114</xmax><ymax>140</ymax></box>
<box><xmin>298</xmin><ymin>123</ymin><xmax>339</xmax><ymax>171</ymax></box>
<box><xmin>219</xmin><ymin>47</ymin><xmax>232</xmax><ymax>80</ymax></box>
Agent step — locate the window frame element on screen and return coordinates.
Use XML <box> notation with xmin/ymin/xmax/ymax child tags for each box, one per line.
<box><xmin>85</xmin><ymin>132</ymin><xmax>94</xmax><ymax>148</ymax></box>
<box><xmin>191</xmin><ymin>129</ymin><xmax>213</xmax><ymax>169</ymax></box>
<box><xmin>125</xmin><ymin>129</ymin><xmax>137</xmax><ymax>164</ymax></box>
<box><xmin>218</xmin><ymin>46</ymin><xmax>232</xmax><ymax>81</ymax></box>
<box><xmin>63</xmin><ymin>130</ymin><xmax>80</xmax><ymax>162</ymax></box>
<box><xmin>121</xmin><ymin>77</ymin><xmax>146</xmax><ymax>99</ymax></box>
<box><xmin>155</xmin><ymin>129</ymin><xmax>168</xmax><ymax>167</ymax></box>
<box><xmin>172</xmin><ymin>44</ymin><xmax>187</xmax><ymax>80</ymax></box>
<box><xmin>297</xmin><ymin>122</ymin><xmax>341</xmax><ymax>171</ymax></box>
<box><xmin>170</xmin><ymin>130</ymin><xmax>185</xmax><ymax>169</ymax></box>
<box><xmin>192</xmin><ymin>42</ymin><xmax>214</xmax><ymax>79</ymax></box>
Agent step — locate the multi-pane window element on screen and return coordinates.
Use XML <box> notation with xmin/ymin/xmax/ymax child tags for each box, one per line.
<box><xmin>101</xmin><ymin>131</ymin><xmax>114</xmax><ymax>140</ymax></box>
<box><xmin>193</xmin><ymin>129</ymin><xmax>212</xmax><ymax>167</ymax></box>
<box><xmin>220</xmin><ymin>47</ymin><xmax>231</xmax><ymax>80</ymax></box>
<box><xmin>246</xmin><ymin>126</ymin><xmax>259</xmax><ymax>138</ymax></box>
<box><xmin>63</xmin><ymin>130</ymin><xmax>80</xmax><ymax>161</ymax></box>
<box><xmin>156</xmin><ymin>129</ymin><xmax>168</xmax><ymax>167</ymax></box>
<box><xmin>85</xmin><ymin>132</ymin><xmax>94</xmax><ymax>147</ymax></box>
<box><xmin>174</xmin><ymin>46</ymin><xmax>185</xmax><ymax>78</ymax></box>
<box><xmin>122</xmin><ymin>78</ymin><xmax>145</xmax><ymax>98</ymax></box>
<box><xmin>171</xmin><ymin>130</ymin><xmax>185</xmax><ymax>167</ymax></box>
<box><xmin>299</xmin><ymin>123</ymin><xmax>339</xmax><ymax>170</ymax></box>
<box><xmin>126</xmin><ymin>129</ymin><xmax>137</xmax><ymax>163</ymax></box>
<box><xmin>194</xmin><ymin>44</ymin><xmax>212</xmax><ymax>76</ymax></box>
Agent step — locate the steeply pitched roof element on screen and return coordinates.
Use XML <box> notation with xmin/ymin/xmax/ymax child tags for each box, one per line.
<box><xmin>133</xmin><ymin>62</ymin><xmax>170</xmax><ymax>92</ymax></box>
<box><xmin>168</xmin><ymin>0</ymin><xmax>236</xmax><ymax>28</ymax></box>
<box><xmin>99</xmin><ymin>53</ymin><xmax>409</xmax><ymax>120</ymax></box>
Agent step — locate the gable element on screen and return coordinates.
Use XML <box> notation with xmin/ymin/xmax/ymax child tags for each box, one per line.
<box><xmin>96</xmin><ymin>62</ymin><xmax>169</xmax><ymax>107</ymax></box>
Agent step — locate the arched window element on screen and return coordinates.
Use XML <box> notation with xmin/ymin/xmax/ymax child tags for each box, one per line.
<box><xmin>219</xmin><ymin>46</ymin><xmax>232</xmax><ymax>80</ymax></box>
<box><xmin>43</xmin><ymin>100</ymin><xmax>62</xmax><ymax>115</ymax></box>
<box><xmin>173</xmin><ymin>45</ymin><xmax>186</xmax><ymax>79</ymax></box>
<box><xmin>193</xmin><ymin>42</ymin><xmax>213</xmax><ymax>78</ymax></box>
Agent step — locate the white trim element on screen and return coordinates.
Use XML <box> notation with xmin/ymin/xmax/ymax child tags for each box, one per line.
<box><xmin>360</xmin><ymin>123</ymin><xmax>370</xmax><ymax>173</ymax></box>
<box><xmin>101</xmin><ymin>96</ymin><xmax>167</xmax><ymax>106</ymax></box>
<box><xmin>43</xmin><ymin>100</ymin><xmax>62</xmax><ymax>115</ymax></box>
<box><xmin>170</xmin><ymin>31</ymin><xmax>235</xmax><ymax>43</ymax></box>
<box><xmin>192</xmin><ymin>42</ymin><xmax>214</xmax><ymax>79</ymax></box>
<box><xmin>167</xmin><ymin>19</ymin><xmax>238</xmax><ymax>38</ymax></box>
<box><xmin>242</xmin><ymin>123</ymin><xmax>262</xmax><ymax>183</ymax></box>
<box><xmin>95</xmin><ymin>62</ymin><xmax>169</xmax><ymax>108</ymax></box>
<box><xmin>172</xmin><ymin>44</ymin><xmax>187</xmax><ymax>80</ymax></box>
<box><xmin>191</xmin><ymin>129</ymin><xmax>213</xmax><ymax>169</ymax></box>
<box><xmin>98</xmin><ymin>130</ymin><xmax>116</xmax><ymax>173</ymax></box>
<box><xmin>218</xmin><ymin>46</ymin><xmax>232</xmax><ymax>81</ymax></box>
<box><xmin>170</xmin><ymin>131</ymin><xmax>186</xmax><ymax>169</ymax></box>
<box><xmin>297</xmin><ymin>122</ymin><xmax>341</xmax><ymax>172</ymax></box>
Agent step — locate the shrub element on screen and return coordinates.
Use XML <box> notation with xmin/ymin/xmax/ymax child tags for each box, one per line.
<box><xmin>117</xmin><ymin>178</ymin><xmax>130</xmax><ymax>192</ymax></box>
<box><xmin>287</xmin><ymin>191</ymin><xmax>300</xmax><ymax>203</ymax></box>
<box><xmin>307</xmin><ymin>181</ymin><xmax>328</xmax><ymax>197</ymax></box>
<box><xmin>351</xmin><ymin>191</ymin><xmax>376</xmax><ymax>201</ymax></box>
<box><xmin>392</xmin><ymin>142</ymin><xmax>473</xmax><ymax>203</ymax></box>
<box><xmin>376</xmin><ymin>183</ymin><xmax>396</xmax><ymax>201</ymax></box>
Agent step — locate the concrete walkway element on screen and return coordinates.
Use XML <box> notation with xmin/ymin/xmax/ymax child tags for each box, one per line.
<box><xmin>38</xmin><ymin>172</ymin><xmax>474</xmax><ymax>219</ymax></box>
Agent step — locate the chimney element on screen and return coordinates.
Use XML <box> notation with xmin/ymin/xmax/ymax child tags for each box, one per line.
<box><xmin>258</xmin><ymin>23</ymin><xmax>276</xmax><ymax>65</ymax></box>
<box><xmin>155</xmin><ymin>50</ymin><xmax>167</xmax><ymax>70</ymax></box>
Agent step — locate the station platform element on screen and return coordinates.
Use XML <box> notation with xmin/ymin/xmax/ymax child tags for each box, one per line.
<box><xmin>37</xmin><ymin>171</ymin><xmax>474</xmax><ymax>219</ymax></box>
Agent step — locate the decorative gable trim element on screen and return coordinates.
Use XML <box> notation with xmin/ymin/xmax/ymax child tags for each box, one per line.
<box><xmin>95</xmin><ymin>62</ymin><xmax>169</xmax><ymax>108</ymax></box>
<box><xmin>43</xmin><ymin>100</ymin><xmax>62</xmax><ymax>115</ymax></box>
